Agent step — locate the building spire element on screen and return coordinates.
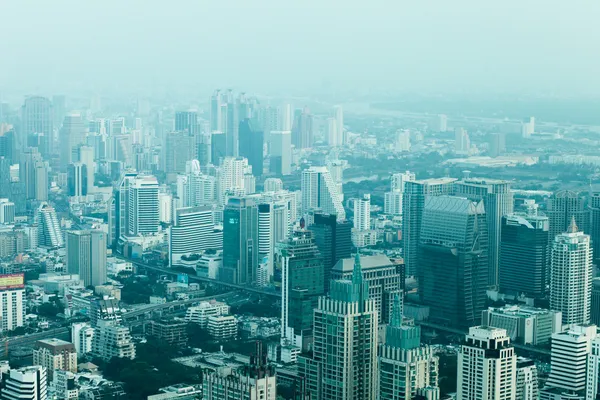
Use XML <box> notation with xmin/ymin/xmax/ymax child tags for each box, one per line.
<box><xmin>568</xmin><ymin>216</ymin><xmax>578</xmax><ymax>233</ymax></box>
<box><xmin>390</xmin><ymin>294</ymin><xmax>403</xmax><ymax>327</ymax></box>
<box><xmin>352</xmin><ymin>251</ymin><xmax>363</xmax><ymax>286</ymax></box>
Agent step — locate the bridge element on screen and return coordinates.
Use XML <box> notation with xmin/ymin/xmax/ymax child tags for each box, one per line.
<box><xmin>128</xmin><ymin>260</ymin><xmax>281</xmax><ymax>299</ymax></box>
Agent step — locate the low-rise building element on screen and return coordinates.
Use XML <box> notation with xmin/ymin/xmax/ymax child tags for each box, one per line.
<box><xmin>33</xmin><ymin>338</ymin><xmax>77</xmax><ymax>380</ymax></box>
<box><xmin>147</xmin><ymin>384</ymin><xmax>202</xmax><ymax>400</ymax></box>
<box><xmin>146</xmin><ymin>319</ymin><xmax>188</xmax><ymax>347</ymax></box>
<box><xmin>482</xmin><ymin>305</ymin><xmax>562</xmax><ymax>345</ymax></box>
<box><xmin>207</xmin><ymin>315</ymin><xmax>237</xmax><ymax>341</ymax></box>
<box><xmin>91</xmin><ymin>320</ymin><xmax>135</xmax><ymax>362</ymax></box>
<box><xmin>185</xmin><ymin>300</ymin><xmax>229</xmax><ymax>328</ymax></box>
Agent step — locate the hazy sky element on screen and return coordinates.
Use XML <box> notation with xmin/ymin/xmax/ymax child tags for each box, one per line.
<box><xmin>1</xmin><ymin>1</ymin><xmax>599</xmax><ymax>97</ymax></box>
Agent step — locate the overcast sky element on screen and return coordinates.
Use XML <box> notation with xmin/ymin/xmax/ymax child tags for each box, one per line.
<box><xmin>1</xmin><ymin>0</ymin><xmax>599</xmax><ymax>97</ymax></box>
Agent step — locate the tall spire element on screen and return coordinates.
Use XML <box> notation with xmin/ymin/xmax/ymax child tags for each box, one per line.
<box><xmin>568</xmin><ymin>216</ymin><xmax>578</xmax><ymax>233</ymax></box>
<box><xmin>390</xmin><ymin>294</ymin><xmax>403</xmax><ymax>327</ymax></box>
<box><xmin>352</xmin><ymin>251</ymin><xmax>363</xmax><ymax>286</ymax></box>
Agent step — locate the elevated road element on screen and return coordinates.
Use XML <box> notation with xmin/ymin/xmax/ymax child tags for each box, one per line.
<box><xmin>121</xmin><ymin>292</ymin><xmax>234</xmax><ymax>320</ymax></box>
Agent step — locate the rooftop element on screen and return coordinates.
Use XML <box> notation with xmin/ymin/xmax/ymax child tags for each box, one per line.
<box><xmin>332</xmin><ymin>254</ymin><xmax>392</xmax><ymax>273</ymax></box>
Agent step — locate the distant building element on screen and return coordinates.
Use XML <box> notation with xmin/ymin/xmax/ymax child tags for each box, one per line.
<box><xmin>301</xmin><ymin>166</ymin><xmax>345</xmax><ymax>220</ymax></box>
<box><xmin>482</xmin><ymin>305</ymin><xmax>562</xmax><ymax>345</ymax></box>
<box><xmin>66</xmin><ymin>230</ymin><xmax>107</xmax><ymax>287</ymax></box>
<box><xmin>238</xmin><ymin>119</ymin><xmax>264</xmax><ymax>177</ymax></box>
<box><xmin>222</xmin><ymin>197</ymin><xmax>259</xmax><ymax>284</ymax></box>
<box><xmin>128</xmin><ymin>174</ymin><xmax>159</xmax><ymax>235</ymax></box>
<box><xmin>146</xmin><ymin>319</ymin><xmax>188</xmax><ymax>347</ymax></box>
<box><xmin>546</xmin><ymin>190</ymin><xmax>590</xmax><ymax>245</ymax></box>
<box><xmin>37</xmin><ymin>203</ymin><xmax>63</xmax><ymax>248</ymax></box>
<box><xmin>33</xmin><ymin>338</ymin><xmax>77</xmax><ymax>380</ymax></box>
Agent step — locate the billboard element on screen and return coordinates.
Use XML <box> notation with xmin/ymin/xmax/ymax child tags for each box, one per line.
<box><xmin>0</xmin><ymin>273</ymin><xmax>25</xmax><ymax>290</ymax></box>
<box><xmin>177</xmin><ymin>273</ymin><xmax>189</xmax><ymax>285</ymax></box>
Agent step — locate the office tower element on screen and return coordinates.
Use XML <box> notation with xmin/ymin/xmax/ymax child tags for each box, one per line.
<box><xmin>333</xmin><ymin>105</ymin><xmax>344</xmax><ymax>145</ymax></box>
<box><xmin>0</xmin><ymin>199</ymin><xmax>15</xmax><ymax>224</ymax></box>
<box><xmin>219</xmin><ymin>90</ymin><xmax>238</xmax><ymax>157</ymax></box>
<box><xmin>546</xmin><ymin>190</ymin><xmax>591</xmax><ymax>243</ymax></box>
<box><xmin>378</xmin><ymin>296</ymin><xmax>439</xmax><ymax>400</ymax></box>
<box><xmin>21</xmin><ymin>96</ymin><xmax>53</xmax><ymax>157</ymax></box>
<box><xmin>222</xmin><ymin>197</ymin><xmax>258</xmax><ymax>284</ymax></box>
<box><xmin>326</xmin><ymin>160</ymin><xmax>344</xmax><ymax>201</ymax></box>
<box><xmin>331</xmin><ymin>254</ymin><xmax>403</xmax><ymax>324</ymax></box>
<box><xmin>454</xmin><ymin>127</ymin><xmax>470</xmax><ymax>152</ymax></box>
<box><xmin>238</xmin><ymin>119</ymin><xmax>264</xmax><ymax>177</ymax></box>
<box><xmin>92</xmin><ymin>320</ymin><xmax>136</xmax><ymax>362</ymax></box>
<box><xmin>587</xmin><ymin>337</ymin><xmax>600</xmax><ymax>400</ymax></box>
<box><xmin>550</xmin><ymin>218</ymin><xmax>593</xmax><ymax>325</ymax></box>
<box><xmin>0</xmin><ymin>273</ymin><xmax>25</xmax><ymax>332</ymax></box>
<box><xmin>169</xmin><ymin>206</ymin><xmax>222</xmax><ymax>266</ymax></box>
<box><xmin>592</xmin><ymin>279</ymin><xmax>600</xmax><ymax>326</ymax></box>
<box><xmin>77</xmin><ymin>145</ymin><xmax>95</xmax><ymax>191</ymax></box>
<box><xmin>32</xmin><ymin>339</ymin><xmax>77</xmax><ymax>380</ymax></box>
<box><xmin>457</xmin><ymin>326</ymin><xmax>516</xmax><ymax>400</ymax></box>
<box><xmin>210</xmin><ymin>90</ymin><xmax>223</xmax><ymax>132</ymax></box>
<box><xmin>292</xmin><ymin>107</ymin><xmax>313</xmax><ymax>149</ymax></box>
<box><xmin>327</xmin><ymin>117</ymin><xmax>340</xmax><ymax>146</ymax></box>
<box><xmin>309</xmin><ymin>212</ymin><xmax>352</xmax><ymax>289</ymax></box>
<box><xmin>353</xmin><ymin>194</ymin><xmax>371</xmax><ymax>231</ymax></box>
<box><xmin>59</xmin><ymin>113</ymin><xmax>86</xmax><ymax>169</ymax></box>
<box><xmin>202</xmin><ymin>343</ymin><xmax>276</xmax><ymax>400</ymax></box>
<box><xmin>0</xmin><ymin>366</ymin><xmax>48</xmax><ymax>400</ymax></box>
<box><xmin>66</xmin><ymin>230</ymin><xmax>107</xmax><ymax>287</ymax></box>
<box><xmin>298</xmin><ymin>254</ymin><xmax>378</xmax><ymax>400</ymax></box>
<box><xmin>499</xmin><ymin>202</ymin><xmax>549</xmax><ymax>297</ymax></box>
<box><xmin>270</xmin><ymin>131</ymin><xmax>292</xmax><ymax>175</ymax></box>
<box><xmin>0</xmin><ymin>131</ymin><xmax>15</xmax><ymax>164</ymax></box>
<box><xmin>277</xmin><ymin>230</ymin><xmax>324</xmax><ymax>350</ymax></box>
<box><xmin>20</xmin><ymin>147</ymin><xmax>43</xmax><ymax>201</ymax></box>
<box><xmin>419</xmin><ymin>195</ymin><xmax>488</xmax><ymax>328</ymax></box>
<box><xmin>52</xmin><ymin>95</ymin><xmax>66</xmax><ymax>129</ymax></box>
<box><xmin>196</xmin><ymin>132</ymin><xmax>212</xmax><ymax>166</ymax></box>
<box><xmin>175</xmin><ymin>110</ymin><xmax>198</xmax><ymax>134</ymax></box>
<box><xmin>37</xmin><ymin>203</ymin><xmax>63</xmax><ymax>248</ymax></box>
<box><xmin>71</xmin><ymin>322</ymin><xmax>94</xmax><ymax>355</ymax></box>
<box><xmin>402</xmin><ymin>178</ymin><xmax>456</xmax><ymax>277</ymax></box>
<box><xmin>489</xmin><ymin>132</ymin><xmax>506</xmax><ymax>157</ymax></box>
<box><xmin>217</xmin><ymin>157</ymin><xmax>254</xmax><ymax>203</ymax></box>
<box><xmin>257</xmin><ymin>203</ymin><xmax>275</xmax><ymax>284</ymax></box>
<box><xmin>108</xmin><ymin>171</ymin><xmax>137</xmax><ymax>247</ymax></box>
<box><xmin>127</xmin><ymin>174</ymin><xmax>159</xmax><ymax>235</ymax></box>
<box><xmin>33</xmin><ymin>159</ymin><xmax>49</xmax><ymax>202</ymax></box>
<box><xmin>589</xmin><ymin>192</ymin><xmax>600</xmax><ymax>261</ymax></box>
<box><xmin>264</xmin><ymin>178</ymin><xmax>283</xmax><ymax>192</ymax></box>
<box><xmin>541</xmin><ymin>324</ymin><xmax>597</xmax><ymax>398</ymax></box>
<box><xmin>66</xmin><ymin>163</ymin><xmax>87</xmax><ymax>197</ymax></box>
<box><xmin>516</xmin><ymin>358</ymin><xmax>539</xmax><ymax>400</ymax></box>
<box><xmin>279</xmin><ymin>103</ymin><xmax>293</xmax><ymax>131</ymax></box>
<box><xmin>301</xmin><ymin>166</ymin><xmax>345</xmax><ymax>219</ymax></box>
<box><xmin>454</xmin><ymin>178</ymin><xmax>513</xmax><ymax>287</ymax></box>
<box><xmin>164</xmin><ymin>130</ymin><xmax>195</xmax><ymax>175</ymax></box>
<box><xmin>430</xmin><ymin>114</ymin><xmax>447</xmax><ymax>132</ymax></box>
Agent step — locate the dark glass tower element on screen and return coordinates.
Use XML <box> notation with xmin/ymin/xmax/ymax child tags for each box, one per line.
<box><xmin>499</xmin><ymin>203</ymin><xmax>549</xmax><ymax>297</ymax></box>
<box><xmin>174</xmin><ymin>110</ymin><xmax>198</xmax><ymax>135</ymax></box>
<box><xmin>210</xmin><ymin>132</ymin><xmax>226</xmax><ymax>166</ymax></box>
<box><xmin>222</xmin><ymin>197</ymin><xmax>258</xmax><ymax>284</ymax></box>
<box><xmin>418</xmin><ymin>195</ymin><xmax>488</xmax><ymax>328</ymax></box>
<box><xmin>238</xmin><ymin>119</ymin><xmax>264</xmax><ymax>177</ymax></box>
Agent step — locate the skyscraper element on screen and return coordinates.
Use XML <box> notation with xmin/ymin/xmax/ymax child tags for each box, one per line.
<box><xmin>454</xmin><ymin>127</ymin><xmax>470</xmax><ymax>153</ymax></box>
<box><xmin>298</xmin><ymin>254</ymin><xmax>378</xmax><ymax>400</ymax></box>
<box><xmin>550</xmin><ymin>218</ymin><xmax>593</xmax><ymax>326</ymax></box>
<box><xmin>301</xmin><ymin>166</ymin><xmax>345</xmax><ymax>219</ymax></box>
<box><xmin>210</xmin><ymin>131</ymin><xmax>227</xmax><ymax>166</ymax></box>
<box><xmin>164</xmin><ymin>131</ymin><xmax>195</xmax><ymax>175</ymax></box>
<box><xmin>210</xmin><ymin>90</ymin><xmax>223</xmax><ymax>132</ymax></box>
<box><xmin>402</xmin><ymin>178</ymin><xmax>456</xmax><ymax>277</ymax></box>
<box><xmin>127</xmin><ymin>174</ymin><xmax>159</xmax><ymax>236</ymax></box>
<box><xmin>169</xmin><ymin>206</ymin><xmax>222</xmax><ymax>267</ymax></box>
<box><xmin>309</xmin><ymin>212</ymin><xmax>352</xmax><ymax>290</ymax></box>
<box><xmin>419</xmin><ymin>195</ymin><xmax>488</xmax><ymax>328</ymax></box>
<box><xmin>222</xmin><ymin>197</ymin><xmax>258</xmax><ymax>284</ymax></box>
<box><xmin>333</xmin><ymin>105</ymin><xmax>344</xmax><ymax>145</ymax></box>
<box><xmin>238</xmin><ymin>119</ymin><xmax>264</xmax><ymax>177</ymax></box>
<box><xmin>37</xmin><ymin>203</ymin><xmax>63</xmax><ymax>248</ymax></box>
<box><xmin>353</xmin><ymin>193</ymin><xmax>371</xmax><ymax>231</ymax></box>
<box><xmin>21</xmin><ymin>96</ymin><xmax>53</xmax><ymax>157</ymax></box>
<box><xmin>20</xmin><ymin>147</ymin><xmax>47</xmax><ymax>201</ymax></box>
<box><xmin>454</xmin><ymin>178</ymin><xmax>513</xmax><ymax>287</ymax></box>
<box><xmin>217</xmin><ymin>157</ymin><xmax>254</xmax><ymax>204</ymax></box>
<box><xmin>378</xmin><ymin>296</ymin><xmax>439</xmax><ymax>400</ymax></box>
<box><xmin>175</xmin><ymin>110</ymin><xmax>198</xmax><ymax>134</ymax></box>
<box><xmin>277</xmin><ymin>230</ymin><xmax>324</xmax><ymax>350</ymax></box>
<box><xmin>270</xmin><ymin>131</ymin><xmax>292</xmax><ymax>176</ymax></box>
<box><xmin>589</xmin><ymin>191</ymin><xmax>600</xmax><ymax>261</ymax></box>
<box><xmin>546</xmin><ymin>190</ymin><xmax>591</xmax><ymax>244</ymax></box>
<box><xmin>292</xmin><ymin>107</ymin><xmax>313</xmax><ymax>149</ymax></box>
<box><xmin>67</xmin><ymin>162</ymin><xmax>88</xmax><ymax>197</ymax></box>
<box><xmin>59</xmin><ymin>113</ymin><xmax>86</xmax><ymax>169</ymax></box>
<box><xmin>66</xmin><ymin>230</ymin><xmax>107</xmax><ymax>287</ymax></box>
<box><xmin>499</xmin><ymin>202</ymin><xmax>549</xmax><ymax>298</ymax></box>
<box><xmin>457</xmin><ymin>326</ymin><xmax>516</xmax><ymax>400</ymax></box>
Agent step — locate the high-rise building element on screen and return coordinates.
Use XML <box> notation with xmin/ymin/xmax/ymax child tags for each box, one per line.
<box><xmin>457</xmin><ymin>326</ymin><xmax>517</xmax><ymax>400</ymax></box>
<box><xmin>169</xmin><ymin>206</ymin><xmax>222</xmax><ymax>267</ymax></box>
<box><xmin>550</xmin><ymin>218</ymin><xmax>593</xmax><ymax>326</ymax></box>
<box><xmin>67</xmin><ymin>162</ymin><xmax>87</xmax><ymax>197</ymax></box>
<box><xmin>499</xmin><ymin>201</ymin><xmax>549</xmax><ymax>297</ymax></box>
<box><xmin>77</xmin><ymin>145</ymin><xmax>95</xmax><ymax>192</ymax></box>
<box><xmin>516</xmin><ymin>358</ymin><xmax>539</xmax><ymax>400</ymax></box>
<box><xmin>238</xmin><ymin>119</ymin><xmax>264</xmax><ymax>177</ymax></box>
<box><xmin>175</xmin><ymin>110</ymin><xmax>198</xmax><ymax>134</ymax></box>
<box><xmin>301</xmin><ymin>166</ymin><xmax>345</xmax><ymax>219</ymax></box>
<box><xmin>378</xmin><ymin>296</ymin><xmax>439</xmax><ymax>400</ymax></box>
<box><xmin>298</xmin><ymin>254</ymin><xmax>378</xmax><ymax>400</ymax></box>
<box><xmin>21</xmin><ymin>96</ymin><xmax>53</xmax><ymax>157</ymax></box>
<box><xmin>331</xmin><ymin>254</ymin><xmax>403</xmax><ymax>324</ymax></box>
<box><xmin>20</xmin><ymin>147</ymin><xmax>47</xmax><ymax>201</ymax></box>
<box><xmin>270</xmin><ymin>131</ymin><xmax>292</xmax><ymax>176</ymax></box>
<box><xmin>454</xmin><ymin>178</ymin><xmax>513</xmax><ymax>287</ymax></box>
<box><xmin>277</xmin><ymin>230</ymin><xmax>324</xmax><ymax>350</ymax></box>
<box><xmin>587</xmin><ymin>337</ymin><xmax>600</xmax><ymax>400</ymax></box>
<box><xmin>32</xmin><ymin>339</ymin><xmax>77</xmax><ymax>380</ymax></box>
<box><xmin>402</xmin><ymin>178</ymin><xmax>456</xmax><ymax>277</ymax></box>
<box><xmin>66</xmin><ymin>230</ymin><xmax>107</xmax><ymax>287</ymax></box>
<box><xmin>333</xmin><ymin>105</ymin><xmax>344</xmax><ymax>145</ymax></box>
<box><xmin>454</xmin><ymin>127</ymin><xmax>470</xmax><ymax>153</ymax></box>
<box><xmin>0</xmin><ymin>273</ymin><xmax>25</xmax><ymax>333</ymax></box>
<box><xmin>541</xmin><ymin>324</ymin><xmax>597</xmax><ymax>398</ymax></box>
<box><xmin>589</xmin><ymin>191</ymin><xmax>600</xmax><ymax>261</ymax></box>
<box><xmin>546</xmin><ymin>190</ymin><xmax>591</xmax><ymax>244</ymax></box>
<box><xmin>202</xmin><ymin>343</ymin><xmax>277</xmax><ymax>400</ymax></box>
<box><xmin>353</xmin><ymin>194</ymin><xmax>371</xmax><ymax>231</ymax></box>
<box><xmin>175</xmin><ymin>160</ymin><xmax>217</xmax><ymax>209</ymax></box>
<box><xmin>91</xmin><ymin>320</ymin><xmax>136</xmax><ymax>362</ymax></box>
<box><xmin>222</xmin><ymin>197</ymin><xmax>258</xmax><ymax>284</ymax></box>
<box><xmin>211</xmin><ymin>131</ymin><xmax>227</xmax><ymax>165</ymax></box>
<box><xmin>309</xmin><ymin>212</ymin><xmax>352</xmax><ymax>290</ymax></box>
<box><xmin>71</xmin><ymin>322</ymin><xmax>94</xmax><ymax>355</ymax></box>
<box><xmin>391</xmin><ymin>171</ymin><xmax>416</xmax><ymax>192</ymax></box>
<box><xmin>37</xmin><ymin>203</ymin><xmax>63</xmax><ymax>248</ymax></box>
<box><xmin>419</xmin><ymin>195</ymin><xmax>488</xmax><ymax>328</ymax></box>
<box><xmin>210</xmin><ymin>90</ymin><xmax>223</xmax><ymax>132</ymax></box>
<box><xmin>59</xmin><ymin>114</ymin><xmax>86</xmax><ymax>169</ymax></box>
<box><xmin>0</xmin><ymin>366</ymin><xmax>48</xmax><ymax>400</ymax></box>
<box><xmin>164</xmin><ymin>131</ymin><xmax>195</xmax><ymax>174</ymax></box>
<box><xmin>384</xmin><ymin>191</ymin><xmax>402</xmax><ymax>216</ymax></box>
<box><xmin>592</xmin><ymin>278</ymin><xmax>600</xmax><ymax>326</ymax></box>
<box><xmin>217</xmin><ymin>157</ymin><xmax>253</xmax><ymax>204</ymax></box>
<box><xmin>0</xmin><ymin>198</ymin><xmax>15</xmax><ymax>224</ymax></box>
<box><xmin>292</xmin><ymin>107</ymin><xmax>313</xmax><ymax>149</ymax></box>
<box><xmin>108</xmin><ymin>171</ymin><xmax>137</xmax><ymax>247</ymax></box>
<box><xmin>127</xmin><ymin>174</ymin><xmax>159</xmax><ymax>235</ymax></box>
